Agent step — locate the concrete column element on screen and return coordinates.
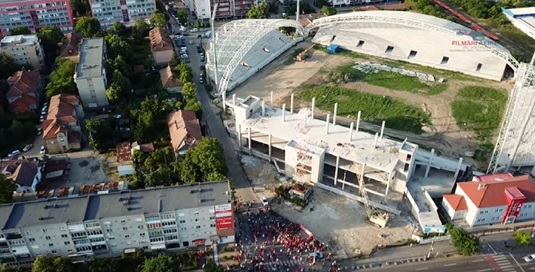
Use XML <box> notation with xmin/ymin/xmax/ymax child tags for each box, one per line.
<box><xmin>453</xmin><ymin>157</ymin><xmax>464</xmax><ymax>182</ymax></box>
<box><xmin>268</xmin><ymin>134</ymin><xmax>272</xmax><ymax>161</ymax></box>
<box><xmin>232</xmin><ymin>94</ymin><xmax>236</xmax><ymax>105</ymax></box>
<box><xmin>237</xmin><ymin>124</ymin><xmax>242</xmax><ymax>149</ymax></box>
<box><xmin>281</xmin><ymin>104</ymin><xmax>286</xmax><ymax>122</ymax></box>
<box><xmin>325</xmin><ymin>114</ymin><xmax>330</xmax><ymax>135</ymax></box>
<box><xmin>424</xmin><ymin>149</ymin><xmax>435</xmax><ymax>178</ymax></box>
<box><xmin>356</xmin><ymin>111</ymin><xmax>361</xmax><ymax>132</ymax></box>
<box><xmin>333</xmin><ymin>103</ymin><xmax>338</xmax><ymax>124</ymax></box>
<box><xmin>270</xmin><ymin>91</ymin><xmax>273</xmax><ymax>104</ymax></box>
<box><xmin>334</xmin><ymin>155</ymin><xmax>340</xmax><ymax>187</ymax></box>
<box><xmin>221</xmin><ymin>92</ymin><xmax>226</xmax><ymax>111</ymax></box>
<box><xmin>349</xmin><ymin>122</ymin><xmax>354</xmax><ymax>142</ymax></box>
<box><xmin>247</xmin><ymin>127</ymin><xmax>252</xmax><ymax>155</ymax></box>
<box><xmin>385</xmin><ymin>171</ymin><xmax>392</xmax><ymax>200</ymax></box>
<box><xmin>290</xmin><ymin>93</ymin><xmax>294</xmax><ymax>114</ymax></box>
<box><xmin>311</xmin><ymin>97</ymin><xmax>315</xmax><ymax>119</ymax></box>
<box><xmin>380</xmin><ymin>121</ymin><xmax>385</xmax><ymax>139</ymax></box>
<box><xmin>261</xmin><ymin>101</ymin><xmax>265</xmax><ymax>116</ymax></box>
<box><xmin>373</xmin><ymin>133</ymin><xmax>379</xmax><ymax>148</ymax></box>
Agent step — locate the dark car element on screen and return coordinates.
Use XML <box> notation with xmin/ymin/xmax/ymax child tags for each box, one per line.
<box><xmin>200</xmin><ymin>65</ymin><xmax>205</xmax><ymax>71</ymax></box>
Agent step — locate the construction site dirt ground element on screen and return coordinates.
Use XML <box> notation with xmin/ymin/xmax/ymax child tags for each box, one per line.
<box><xmin>238</xmin><ymin>154</ymin><xmax>418</xmax><ymax>258</ymax></box>
<box><xmin>231</xmin><ymin>41</ymin><xmax>514</xmax><ymax>167</ymax></box>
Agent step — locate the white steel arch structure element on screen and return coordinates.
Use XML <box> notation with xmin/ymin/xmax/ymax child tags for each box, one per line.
<box><xmin>307</xmin><ymin>12</ymin><xmax>519</xmax><ymax>71</ymax></box>
<box><xmin>211</xmin><ymin>19</ymin><xmax>306</xmax><ymax>95</ymax></box>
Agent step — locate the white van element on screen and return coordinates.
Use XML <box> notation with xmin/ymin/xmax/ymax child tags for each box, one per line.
<box><xmin>260</xmin><ymin>196</ymin><xmax>269</xmax><ymax>206</ymax></box>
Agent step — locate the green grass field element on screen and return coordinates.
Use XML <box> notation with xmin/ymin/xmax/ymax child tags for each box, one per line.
<box><xmin>336</xmin><ymin>63</ymin><xmax>449</xmax><ymax>95</ymax></box>
<box><xmin>298</xmin><ymin>85</ymin><xmax>430</xmax><ymax>133</ymax></box>
<box><xmin>451</xmin><ymin>86</ymin><xmax>507</xmax><ymax>142</ymax></box>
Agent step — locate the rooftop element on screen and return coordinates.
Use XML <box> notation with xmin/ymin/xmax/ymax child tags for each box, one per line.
<box><xmin>0</xmin><ymin>35</ymin><xmax>38</xmax><ymax>47</ymax></box>
<box><xmin>1</xmin><ymin>181</ymin><xmax>231</xmax><ymax>230</ymax></box>
<box><xmin>149</xmin><ymin>28</ymin><xmax>173</xmax><ymax>52</ymax></box>
<box><xmin>75</xmin><ymin>38</ymin><xmax>104</xmax><ymax>78</ymax></box>
<box><xmin>59</xmin><ymin>32</ymin><xmax>83</xmax><ymax>58</ymax></box>
<box><xmin>167</xmin><ymin>110</ymin><xmax>202</xmax><ymax>153</ymax></box>
<box><xmin>443</xmin><ymin>194</ymin><xmax>468</xmax><ymax>211</ymax></box>
<box><xmin>503</xmin><ymin>7</ymin><xmax>535</xmax><ymax>17</ymax></box>
<box><xmin>458</xmin><ymin>174</ymin><xmax>535</xmax><ymax>208</ymax></box>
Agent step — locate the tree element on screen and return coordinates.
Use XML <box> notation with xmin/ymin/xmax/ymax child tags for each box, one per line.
<box><xmin>321</xmin><ymin>5</ymin><xmax>337</xmax><ymax>16</ymax></box>
<box><xmin>141</xmin><ymin>254</ymin><xmax>180</xmax><ymax>272</ymax></box>
<box><xmin>106</xmin><ymin>84</ymin><xmax>121</xmax><ymax>103</ymax></box>
<box><xmin>190</xmin><ymin>138</ymin><xmax>227</xmax><ymax>176</ymax></box>
<box><xmin>38</xmin><ymin>26</ymin><xmax>64</xmax><ymax>56</ymax></box>
<box><xmin>130</xmin><ymin>98</ymin><xmax>170</xmax><ymax>143</ymax></box>
<box><xmin>169</xmin><ymin>52</ymin><xmax>182</xmax><ymax>68</ymax></box>
<box><xmin>105</xmin><ymin>34</ymin><xmax>132</xmax><ymax>60</ymax></box>
<box><xmin>184</xmin><ymin>99</ymin><xmax>202</xmax><ymax>119</ymax></box>
<box><xmin>32</xmin><ymin>256</ymin><xmax>73</xmax><ymax>272</ymax></box>
<box><xmin>75</xmin><ymin>16</ymin><xmax>102</xmax><ymax>38</ymax></box>
<box><xmin>247</xmin><ymin>2</ymin><xmax>270</xmax><ymax>19</ymax></box>
<box><xmin>150</xmin><ymin>11</ymin><xmax>167</xmax><ymax>28</ymax></box>
<box><xmin>193</xmin><ymin>20</ymin><xmax>202</xmax><ymax>29</ymax></box>
<box><xmin>204</xmin><ymin>171</ymin><xmax>227</xmax><ymax>182</ymax></box>
<box><xmin>0</xmin><ymin>175</ymin><xmax>15</xmax><ymax>204</ymax></box>
<box><xmin>85</xmin><ymin>118</ymin><xmax>115</xmax><ymax>151</ymax></box>
<box><xmin>204</xmin><ymin>259</ymin><xmax>225</xmax><ymax>272</ymax></box>
<box><xmin>107</xmin><ymin>55</ymin><xmax>131</xmax><ymax>78</ymax></box>
<box><xmin>447</xmin><ymin>224</ymin><xmax>480</xmax><ymax>256</ymax></box>
<box><xmin>9</xmin><ymin>26</ymin><xmax>31</xmax><ymax>35</ymax></box>
<box><xmin>179</xmin><ymin>152</ymin><xmax>201</xmax><ymax>184</ymax></box>
<box><xmin>182</xmin><ymin>82</ymin><xmax>197</xmax><ymax>100</ymax></box>
<box><xmin>0</xmin><ymin>53</ymin><xmax>20</xmax><ymax>80</ymax></box>
<box><xmin>132</xmin><ymin>18</ymin><xmax>150</xmax><ymax>43</ymax></box>
<box><xmin>45</xmin><ymin>58</ymin><xmax>78</xmax><ymax>97</ymax></box>
<box><xmin>88</xmin><ymin>257</ymin><xmax>118</xmax><ymax>272</ymax></box>
<box><xmin>513</xmin><ymin>230</ymin><xmax>531</xmax><ymax>246</ymax></box>
<box><xmin>110</xmin><ymin>21</ymin><xmax>128</xmax><ymax>37</ymax></box>
<box><xmin>175</xmin><ymin>63</ymin><xmax>193</xmax><ymax>83</ymax></box>
<box><xmin>71</xmin><ymin>0</ymin><xmax>90</xmax><ymax>16</ymax></box>
<box><xmin>111</xmin><ymin>69</ymin><xmax>131</xmax><ymax>92</ymax></box>
<box><xmin>176</xmin><ymin>10</ymin><xmax>188</xmax><ymax>25</ymax></box>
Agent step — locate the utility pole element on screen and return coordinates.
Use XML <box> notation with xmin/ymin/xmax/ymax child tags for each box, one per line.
<box><xmin>296</xmin><ymin>0</ymin><xmax>300</xmax><ymax>22</ymax></box>
<box><xmin>210</xmin><ymin>3</ymin><xmax>219</xmax><ymax>89</ymax></box>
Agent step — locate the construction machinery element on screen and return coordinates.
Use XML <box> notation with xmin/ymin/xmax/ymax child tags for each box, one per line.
<box><xmin>295</xmin><ymin>45</ymin><xmax>315</xmax><ymax>62</ymax></box>
<box><xmin>350</xmin><ymin>148</ymin><xmax>389</xmax><ymax>228</ymax></box>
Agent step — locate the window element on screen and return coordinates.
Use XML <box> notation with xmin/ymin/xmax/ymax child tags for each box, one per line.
<box><xmin>29</xmin><ymin>238</ymin><xmax>35</xmax><ymax>242</ymax></box>
<box><xmin>45</xmin><ymin>236</ymin><xmax>51</xmax><ymax>240</ymax></box>
<box><xmin>476</xmin><ymin>63</ymin><xmax>482</xmax><ymax>72</ymax></box>
<box><xmin>195</xmin><ymin>219</ymin><xmax>199</xmax><ymax>222</ymax></box>
<box><xmin>179</xmin><ymin>220</ymin><xmax>186</xmax><ymax>224</ymax></box>
<box><xmin>196</xmin><ymin>226</ymin><xmax>201</xmax><ymax>229</ymax></box>
<box><xmin>125</xmin><ymin>235</ymin><xmax>130</xmax><ymax>238</ymax></box>
<box><xmin>210</xmin><ymin>223</ymin><xmax>216</xmax><ymax>228</ymax></box>
<box><xmin>194</xmin><ymin>211</ymin><xmax>199</xmax><ymax>215</ymax></box>
<box><xmin>385</xmin><ymin>46</ymin><xmax>394</xmax><ymax>54</ymax></box>
<box><xmin>356</xmin><ymin>40</ymin><xmax>364</xmax><ymax>48</ymax></box>
<box><xmin>408</xmin><ymin>50</ymin><xmax>417</xmax><ymax>59</ymax></box>
<box><xmin>42</xmin><ymin>229</ymin><xmax>47</xmax><ymax>233</ymax></box>
<box><xmin>48</xmin><ymin>243</ymin><xmax>54</xmax><ymax>247</ymax></box>
<box><xmin>51</xmin><ymin>250</ymin><xmax>57</xmax><ymax>254</ymax></box>
<box><xmin>209</xmin><ymin>216</ymin><xmax>215</xmax><ymax>220</ymax></box>
<box><xmin>61</xmin><ymin>234</ymin><xmax>68</xmax><ymax>238</ymax></box>
<box><xmin>441</xmin><ymin>56</ymin><xmax>449</xmax><ymax>65</ymax></box>
<box><xmin>139</xmin><ymin>233</ymin><xmax>146</xmax><ymax>236</ymax></box>
<box><xmin>123</xmin><ymin>227</ymin><xmax>128</xmax><ymax>231</ymax></box>
<box><xmin>64</xmin><ymin>241</ymin><xmax>70</xmax><ymax>245</ymax></box>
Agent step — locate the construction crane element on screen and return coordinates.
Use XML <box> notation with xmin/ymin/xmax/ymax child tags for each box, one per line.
<box><xmin>350</xmin><ymin>148</ymin><xmax>389</xmax><ymax>228</ymax></box>
<box><xmin>432</xmin><ymin>0</ymin><xmax>499</xmax><ymax>41</ymax></box>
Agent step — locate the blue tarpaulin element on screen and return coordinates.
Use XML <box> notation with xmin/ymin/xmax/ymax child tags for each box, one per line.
<box><xmin>327</xmin><ymin>44</ymin><xmax>340</xmax><ymax>54</ymax></box>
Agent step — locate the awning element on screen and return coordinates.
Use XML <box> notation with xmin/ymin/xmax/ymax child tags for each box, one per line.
<box><xmin>193</xmin><ymin>239</ymin><xmax>206</xmax><ymax>246</ymax></box>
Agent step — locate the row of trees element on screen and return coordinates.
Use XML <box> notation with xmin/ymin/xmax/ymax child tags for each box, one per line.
<box><xmin>446</xmin><ymin>223</ymin><xmax>480</xmax><ymax>256</ymax></box>
<box><xmin>0</xmin><ymin>249</ymin><xmax>223</xmax><ymax>272</ymax></box>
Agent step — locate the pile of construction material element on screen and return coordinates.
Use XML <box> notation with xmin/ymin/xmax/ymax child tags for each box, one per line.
<box><xmin>353</xmin><ymin>61</ymin><xmax>435</xmax><ymax>82</ymax></box>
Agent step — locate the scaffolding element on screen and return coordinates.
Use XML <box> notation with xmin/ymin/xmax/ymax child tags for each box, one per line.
<box><xmin>295</xmin><ymin>144</ymin><xmax>313</xmax><ymax>183</ymax></box>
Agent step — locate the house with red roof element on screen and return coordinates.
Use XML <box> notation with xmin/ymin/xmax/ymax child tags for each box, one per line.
<box><xmin>442</xmin><ymin>173</ymin><xmax>535</xmax><ymax>226</ymax></box>
<box><xmin>6</xmin><ymin>70</ymin><xmax>42</xmax><ymax>113</ymax></box>
<box><xmin>167</xmin><ymin>110</ymin><xmax>202</xmax><ymax>156</ymax></box>
<box><xmin>42</xmin><ymin>94</ymin><xmax>85</xmax><ymax>154</ymax></box>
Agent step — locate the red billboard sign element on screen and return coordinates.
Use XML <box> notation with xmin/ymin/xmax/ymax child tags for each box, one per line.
<box><xmin>216</xmin><ymin>217</ymin><xmax>233</xmax><ymax>229</ymax></box>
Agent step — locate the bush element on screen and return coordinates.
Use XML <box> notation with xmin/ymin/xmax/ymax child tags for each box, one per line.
<box><xmin>298</xmin><ymin>85</ymin><xmax>430</xmax><ymax>133</ymax></box>
<box><xmin>513</xmin><ymin>230</ymin><xmax>531</xmax><ymax>246</ymax></box>
<box><xmin>447</xmin><ymin>224</ymin><xmax>480</xmax><ymax>256</ymax></box>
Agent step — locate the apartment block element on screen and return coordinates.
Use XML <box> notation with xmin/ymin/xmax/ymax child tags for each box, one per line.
<box><xmin>0</xmin><ymin>182</ymin><xmax>235</xmax><ymax>267</ymax></box>
<box><xmin>73</xmin><ymin>38</ymin><xmax>109</xmax><ymax>109</ymax></box>
<box><xmin>88</xmin><ymin>0</ymin><xmax>156</xmax><ymax>28</ymax></box>
<box><xmin>0</xmin><ymin>35</ymin><xmax>44</xmax><ymax>70</ymax></box>
<box><xmin>188</xmin><ymin>0</ymin><xmax>253</xmax><ymax>20</ymax></box>
<box><xmin>0</xmin><ymin>0</ymin><xmax>74</xmax><ymax>37</ymax></box>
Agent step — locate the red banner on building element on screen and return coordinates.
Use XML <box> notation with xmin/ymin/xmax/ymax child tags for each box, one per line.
<box><xmin>216</xmin><ymin>217</ymin><xmax>233</xmax><ymax>229</ymax></box>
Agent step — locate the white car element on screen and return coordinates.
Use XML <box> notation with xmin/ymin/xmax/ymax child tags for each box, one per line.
<box><xmin>260</xmin><ymin>196</ymin><xmax>269</xmax><ymax>206</ymax></box>
<box><xmin>36</xmin><ymin>127</ymin><xmax>42</xmax><ymax>135</ymax></box>
<box><xmin>525</xmin><ymin>254</ymin><xmax>535</xmax><ymax>262</ymax></box>
<box><xmin>22</xmin><ymin>144</ymin><xmax>33</xmax><ymax>152</ymax></box>
<box><xmin>9</xmin><ymin>150</ymin><xmax>21</xmax><ymax>157</ymax></box>
<box><xmin>39</xmin><ymin>146</ymin><xmax>46</xmax><ymax>155</ymax></box>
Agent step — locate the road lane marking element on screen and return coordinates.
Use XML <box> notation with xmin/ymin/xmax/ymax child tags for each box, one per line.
<box><xmin>495</xmin><ymin>255</ymin><xmax>507</xmax><ymax>260</ymax></box>
<box><xmin>477</xmin><ymin>269</ymin><xmax>492</xmax><ymax>272</ymax></box>
<box><xmin>510</xmin><ymin>252</ymin><xmax>527</xmax><ymax>272</ymax></box>
<box><xmin>473</xmin><ymin>259</ymin><xmax>486</xmax><ymax>263</ymax></box>
<box><xmin>415</xmin><ymin>268</ymin><xmax>428</xmax><ymax>271</ymax></box>
<box><xmin>444</xmin><ymin>263</ymin><xmax>457</xmax><ymax>266</ymax></box>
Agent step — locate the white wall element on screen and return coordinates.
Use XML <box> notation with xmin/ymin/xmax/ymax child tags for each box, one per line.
<box><xmin>471</xmin><ymin>205</ymin><xmax>508</xmax><ymax>226</ymax></box>
<box><xmin>176</xmin><ymin>206</ymin><xmax>217</xmax><ymax>247</ymax></box>
<box><xmin>75</xmin><ymin>76</ymin><xmax>109</xmax><ymax>108</ymax></box>
<box><xmin>193</xmin><ymin>0</ymin><xmax>211</xmax><ymax>19</ymax></box>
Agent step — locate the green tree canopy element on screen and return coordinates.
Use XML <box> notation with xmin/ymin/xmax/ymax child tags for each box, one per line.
<box><xmin>205</xmin><ymin>259</ymin><xmax>225</xmax><ymax>272</ymax></box>
<box><xmin>169</xmin><ymin>52</ymin><xmax>182</xmax><ymax>68</ymax></box>
<box><xmin>0</xmin><ymin>175</ymin><xmax>15</xmax><ymax>204</ymax></box>
<box><xmin>111</xmin><ymin>69</ymin><xmax>131</xmax><ymax>93</ymax></box>
<box><xmin>105</xmin><ymin>34</ymin><xmax>132</xmax><ymax>60</ymax></box>
<box><xmin>447</xmin><ymin>224</ymin><xmax>480</xmax><ymax>256</ymax></box>
<box><xmin>130</xmin><ymin>98</ymin><xmax>170</xmax><ymax>143</ymax></box>
<box><xmin>71</xmin><ymin>0</ymin><xmax>90</xmax><ymax>16</ymax></box>
<box><xmin>141</xmin><ymin>254</ymin><xmax>180</xmax><ymax>272</ymax></box>
<box><xmin>247</xmin><ymin>2</ymin><xmax>270</xmax><ymax>19</ymax></box>
<box><xmin>9</xmin><ymin>26</ymin><xmax>31</xmax><ymax>35</ymax></box>
<box><xmin>513</xmin><ymin>230</ymin><xmax>531</xmax><ymax>246</ymax></box>
<box><xmin>85</xmin><ymin>118</ymin><xmax>115</xmax><ymax>151</ymax></box>
<box><xmin>175</xmin><ymin>63</ymin><xmax>193</xmax><ymax>83</ymax></box>
<box><xmin>0</xmin><ymin>53</ymin><xmax>20</xmax><ymax>79</ymax></box>
<box><xmin>107</xmin><ymin>55</ymin><xmax>131</xmax><ymax>77</ymax></box>
<box><xmin>110</xmin><ymin>21</ymin><xmax>128</xmax><ymax>37</ymax></box>
<box><xmin>179</xmin><ymin>152</ymin><xmax>201</xmax><ymax>184</ymax></box>
<box><xmin>182</xmin><ymin>82</ymin><xmax>197</xmax><ymax>100</ymax></box>
<box><xmin>150</xmin><ymin>11</ymin><xmax>168</xmax><ymax>28</ymax></box>
<box><xmin>32</xmin><ymin>256</ymin><xmax>73</xmax><ymax>272</ymax></box>
<box><xmin>132</xmin><ymin>18</ymin><xmax>150</xmax><ymax>43</ymax></box>
<box><xmin>184</xmin><ymin>99</ymin><xmax>202</xmax><ymax>119</ymax></box>
<box><xmin>45</xmin><ymin>58</ymin><xmax>78</xmax><ymax>97</ymax></box>
<box><xmin>176</xmin><ymin>10</ymin><xmax>188</xmax><ymax>25</ymax></box>
<box><xmin>75</xmin><ymin>16</ymin><xmax>102</xmax><ymax>38</ymax></box>
<box><xmin>190</xmin><ymin>137</ymin><xmax>226</xmax><ymax>175</ymax></box>
<box><xmin>321</xmin><ymin>5</ymin><xmax>337</xmax><ymax>16</ymax></box>
<box><xmin>106</xmin><ymin>84</ymin><xmax>121</xmax><ymax>103</ymax></box>
<box><xmin>38</xmin><ymin>26</ymin><xmax>64</xmax><ymax>56</ymax></box>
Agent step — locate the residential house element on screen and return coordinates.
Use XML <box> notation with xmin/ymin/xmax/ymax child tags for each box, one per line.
<box><xmin>160</xmin><ymin>66</ymin><xmax>183</xmax><ymax>93</ymax></box>
<box><xmin>6</xmin><ymin>70</ymin><xmax>42</xmax><ymax>113</ymax></box>
<box><xmin>58</xmin><ymin>32</ymin><xmax>83</xmax><ymax>63</ymax></box>
<box><xmin>442</xmin><ymin>173</ymin><xmax>535</xmax><ymax>227</ymax></box>
<box><xmin>149</xmin><ymin>28</ymin><xmax>174</xmax><ymax>65</ymax></box>
<box><xmin>1</xmin><ymin>160</ymin><xmax>42</xmax><ymax>193</ymax></box>
<box><xmin>167</xmin><ymin>110</ymin><xmax>202</xmax><ymax>156</ymax></box>
<box><xmin>42</xmin><ymin>94</ymin><xmax>85</xmax><ymax>154</ymax></box>
<box><xmin>116</xmin><ymin>142</ymin><xmax>135</xmax><ymax>177</ymax></box>
<box><xmin>131</xmin><ymin>142</ymin><xmax>155</xmax><ymax>154</ymax></box>
<box><xmin>0</xmin><ymin>35</ymin><xmax>44</xmax><ymax>69</ymax></box>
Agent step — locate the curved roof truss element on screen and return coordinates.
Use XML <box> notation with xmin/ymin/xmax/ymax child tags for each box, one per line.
<box><xmin>307</xmin><ymin>13</ymin><xmax>519</xmax><ymax>71</ymax></box>
<box><xmin>213</xmin><ymin>19</ymin><xmax>306</xmax><ymax>95</ymax></box>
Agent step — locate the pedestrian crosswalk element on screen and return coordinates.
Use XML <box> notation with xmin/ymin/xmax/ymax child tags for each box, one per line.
<box><xmin>488</xmin><ymin>254</ymin><xmax>518</xmax><ymax>272</ymax></box>
<box><xmin>262</xmin><ymin>259</ymin><xmax>305</xmax><ymax>271</ymax></box>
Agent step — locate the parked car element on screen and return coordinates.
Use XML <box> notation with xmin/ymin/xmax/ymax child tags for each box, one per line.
<box><xmin>525</xmin><ymin>254</ymin><xmax>535</xmax><ymax>262</ymax></box>
<box><xmin>39</xmin><ymin>115</ymin><xmax>45</xmax><ymax>123</ymax></box>
<box><xmin>39</xmin><ymin>146</ymin><xmax>46</xmax><ymax>155</ymax></box>
<box><xmin>36</xmin><ymin>127</ymin><xmax>42</xmax><ymax>135</ymax></box>
<box><xmin>9</xmin><ymin>150</ymin><xmax>21</xmax><ymax>157</ymax></box>
<box><xmin>22</xmin><ymin>144</ymin><xmax>33</xmax><ymax>152</ymax></box>
<box><xmin>189</xmin><ymin>40</ymin><xmax>194</xmax><ymax>45</ymax></box>
<box><xmin>200</xmin><ymin>65</ymin><xmax>205</xmax><ymax>71</ymax></box>
<box><xmin>261</xmin><ymin>196</ymin><xmax>269</xmax><ymax>206</ymax></box>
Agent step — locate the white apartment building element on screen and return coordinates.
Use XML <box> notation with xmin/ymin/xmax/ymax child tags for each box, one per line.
<box><xmin>74</xmin><ymin>38</ymin><xmax>108</xmax><ymax>109</ymax></box>
<box><xmin>0</xmin><ymin>35</ymin><xmax>44</xmax><ymax>70</ymax></box>
<box><xmin>89</xmin><ymin>0</ymin><xmax>156</xmax><ymax>28</ymax></box>
<box><xmin>188</xmin><ymin>0</ymin><xmax>254</xmax><ymax>20</ymax></box>
<box><xmin>442</xmin><ymin>173</ymin><xmax>535</xmax><ymax>227</ymax></box>
<box><xmin>0</xmin><ymin>181</ymin><xmax>235</xmax><ymax>268</ymax></box>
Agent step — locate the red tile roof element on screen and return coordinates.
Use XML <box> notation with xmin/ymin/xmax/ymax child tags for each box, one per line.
<box><xmin>116</xmin><ymin>142</ymin><xmax>132</xmax><ymax>163</ymax></box>
<box><xmin>149</xmin><ymin>28</ymin><xmax>173</xmax><ymax>52</ymax></box>
<box><xmin>42</xmin><ymin>94</ymin><xmax>80</xmax><ymax>140</ymax></box>
<box><xmin>9</xmin><ymin>95</ymin><xmax>38</xmax><ymax>113</ymax></box>
<box><xmin>160</xmin><ymin>66</ymin><xmax>183</xmax><ymax>88</ymax></box>
<box><xmin>6</xmin><ymin>70</ymin><xmax>40</xmax><ymax>113</ymax></box>
<box><xmin>167</xmin><ymin>110</ymin><xmax>202</xmax><ymax>152</ymax></box>
<box><xmin>59</xmin><ymin>32</ymin><xmax>82</xmax><ymax>58</ymax></box>
<box><xmin>443</xmin><ymin>194</ymin><xmax>468</xmax><ymax>211</ymax></box>
<box><xmin>473</xmin><ymin>173</ymin><xmax>514</xmax><ymax>182</ymax></box>
<box><xmin>458</xmin><ymin>174</ymin><xmax>535</xmax><ymax>208</ymax></box>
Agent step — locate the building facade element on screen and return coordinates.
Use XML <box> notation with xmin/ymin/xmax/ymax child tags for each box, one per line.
<box><xmin>0</xmin><ymin>182</ymin><xmax>235</xmax><ymax>268</ymax></box>
<box><xmin>88</xmin><ymin>0</ymin><xmax>156</xmax><ymax>28</ymax></box>
<box><xmin>187</xmin><ymin>0</ymin><xmax>253</xmax><ymax>20</ymax></box>
<box><xmin>42</xmin><ymin>94</ymin><xmax>84</xmax><ymax>154</ymax></box>
<box><xmin>0</xmin><ymin>0</ymin><xmax>74</xmax><ymax>37</ymax></box>
<box><xmin>74</xmin><ymin>38</ymin><xmax>109</xmax><ymax>109</ymax></box>
<box><xmin>442</xmin><ymin>173</ymin><xmax>535</xmax><ymax>227</ymax></box>
<box><xmin>149</xmin><ymin>28</ymin><xmax>173</xmax><ymax>65</ymax></box>
<box><xmin>0</xmin><ymin>35</ymin><xmax>44</xmax><ymax>70</ymax></box>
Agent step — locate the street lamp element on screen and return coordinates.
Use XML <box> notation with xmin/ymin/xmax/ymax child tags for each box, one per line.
<box><xmin>210</xmin><ymin>3</ymin><xmax>219</xmax><ymax>89</ymax></box>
